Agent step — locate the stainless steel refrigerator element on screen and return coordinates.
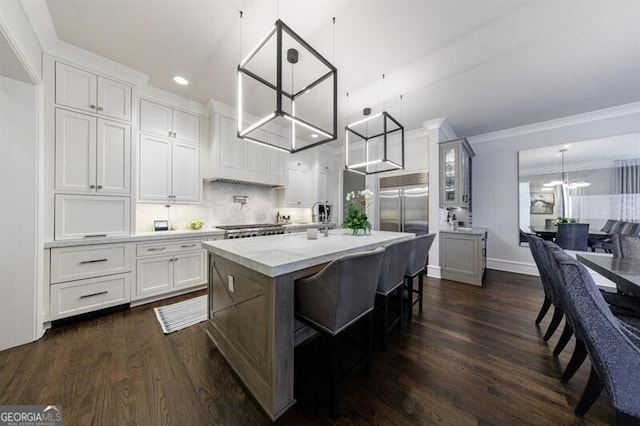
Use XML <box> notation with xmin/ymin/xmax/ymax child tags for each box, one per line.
<box><xmin>379</xmin><ymin>172</ymin><xmax>429</xmax><ymax>235</ymax></box>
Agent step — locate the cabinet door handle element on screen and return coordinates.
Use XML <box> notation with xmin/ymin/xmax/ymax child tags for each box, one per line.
<box><xmin>482</xmin><ymin>248</ymin><xmax>486</xmax><ymax>257</ymax></box>
<box><xmin>84</xmin><ymin>234</ymin><xmax>107</xmax><ymax>238</ymax></box>
<box><xmin>181</xmin><ymin>243</ymin><xmax>197</xmax><ymax>248</ymax></box>
<box><xmin>89</xmin><ymin>184</ymin><xmax>96</xmax><ymax>189</ymax></box>
<box><xmin>97</xmin><ymin>106</ymin><xmax>104</xmax><ymax>111</ymax></box>
<box><xmin>173</xmin><ymin>132</ymin><xmax>177</xmax><ymax>138</ymax></box>
<box><xmin>89</xmin><ymin>104</ymin><xmax>96</xmax><ymax>109</ymax></box>
<box><xmin>79</xmin><ymin>258</ymin><xmax>108</xmax><ymax>264</ymax></box>
<box><xmin>97</xmin><ymin>185</ymin><xmax>103</xmax><ymax>189</ymax></box>
<box><xmin>80</xmin><ymin>291</ymin><xmax>108</xmax><ymax>299</ymax></box>
<box><xmin>168</xmin><ymin>131</ymin><xmax>173</xmax><ymax>137</ymax></box>
<box><xmin>169</xmin><ymin>258</ymin><xmax>175</xmax><ymax>262</ymax></box>
<box><xmin>147</xmin><ymin>247</ymin><xmax>166</xmax><ymax>252</ymax></box>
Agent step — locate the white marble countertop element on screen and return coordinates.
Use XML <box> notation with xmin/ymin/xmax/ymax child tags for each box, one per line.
<box><xmin>439</xmin><ymin>227</ymin><xmax>488</xmax><ymax>236</ymax></box>
<box><xmin>44</xmin><ymin>228</ymin><xmax>226</xmax><ymax>248</ymax></box>
<box><xmin>282</xmin><ymin>222</ymin><xmax>337</xmax><ymax>231</ymax></box>
<box><xmin>202</xmin><ymin>229</ymin><xmax>415</xmax><ymax>277</ymax></box>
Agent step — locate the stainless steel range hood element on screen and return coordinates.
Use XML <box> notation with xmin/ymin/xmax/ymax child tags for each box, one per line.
<box><xmin>205</xmin><ymin>177</ymin><xmax>284</xmax><ymax>188</ymax></box>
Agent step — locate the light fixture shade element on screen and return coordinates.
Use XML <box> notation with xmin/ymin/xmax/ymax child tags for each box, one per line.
<box><xmin>345</xmin><ymin>111</ymin><xmax>404</xmax><ymax>174</ymax></box>
<box><xmin>237</xmin><ymin>19</ymin><xmax>337</xmax><ymax>153</ymax></box>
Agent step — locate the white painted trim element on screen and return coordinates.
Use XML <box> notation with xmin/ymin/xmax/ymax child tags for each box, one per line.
<box><xmin>140</xmin><ymin>85</ymin><xmax>208</xmax><ymax>116</ymax></box>
<box><xmin>422</xmin><ymin>118</ymin><xmax>456</xmax><ymax>141</ymax></box>
<box><xmin>469</xmin><ymin>102</ymin><xmax>640</xmax><ymax>144</ymax></box>
<box><xmin>47</xmin><ymin>41</ymin><xmax>148</xmax><ymax>86</ymax></box>
<box><xmin>0</xmin><ymin>6</ymin><xmax>41</xmax><ymax>84</ymax></box>
<box><xmin>426</xmin><ymin>265</ymin><xmax>441</xmax><ymax>279</ymax></box>
<box><xmin>486</xmin><ymin>258</ymin><xmax>539</xmax><ymax>276</ymax></box>
<box><xmin>19</xmin><ymin>0</ymin><xmax>56</xmax><ymax>51</ymax></box>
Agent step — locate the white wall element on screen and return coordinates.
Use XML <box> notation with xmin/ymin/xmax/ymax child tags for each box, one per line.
<box><xmin>0</xmin><ymin>75</ymin><xmax>38</xmax><ymax>350</ymax></box>
<box><xmin>470</xmin><ymin>103</ymin><xmax>640</xmax><ymax>275</ymax></box>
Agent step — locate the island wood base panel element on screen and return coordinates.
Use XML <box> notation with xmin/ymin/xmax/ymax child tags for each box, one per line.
<box><xmin>205</xmin><ymin>253</ymin><xmax>322</xmax><ymax>420</ymax></box>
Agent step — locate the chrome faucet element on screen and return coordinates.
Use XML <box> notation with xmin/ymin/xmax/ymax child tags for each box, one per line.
<box><xmin>311</xmin><ymin>200</ymin><xmax>330</xmax><ymax>236</ymax></box>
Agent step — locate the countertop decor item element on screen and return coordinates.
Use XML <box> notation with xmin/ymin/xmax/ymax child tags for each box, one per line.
<box><xmin>554</xmin><ymin>216</ymin><xmax>577</xmax><ymax>224</ymax></box>
<box><xmin>343</xmin><ymin>189</ymin><xmax>372</xmax><ymax>234</ymax></box>
<box><xmin>188</xmin><ymin>220</ymin><xmax>204</xmax><ymax>230</ymax></box>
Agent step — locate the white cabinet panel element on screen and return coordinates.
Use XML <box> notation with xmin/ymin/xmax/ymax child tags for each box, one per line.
<box><xmin>55</xmin><ymin>62</ymin><xmax>97</xmax><ymax>114</ymax></box>
<box><xmin>138</xmin><ymin>135</ymin><xmax>172</xmax><ymax>202</ymax></box>
<box><xmin>140</xmin><ymin>100</ymin><xmax>173</xmax><ymax>138</ymax></box>
<box><xmin>55</xmin><ymin>109</ymin><xmax>96</xmax><ymax>193</ymax></box>
<box><xmin>54</xmin><ymin>194</ymin><xmax>131</xmax><ymax>240</ymax></box>
<box><xmin>174</xmin><ymin>251</ymin><xmax>206</xmax><ymax>288</ymax></box>
<box><xmin>286</xmin><ymin>167</ymin><xmax>312</xmax><ymax>207</ymax></box>
<box><xmin>173</xmin><ymin>109</ymin><xmax>200</xmax><ymax>143</ymax></box>
<box><xmin>219</xmin><ymin>115</ymin><xmax>244</xmax><ymax>169</ymax></box>
<box><xmin>136</xmin><ymin>256</ymin><xmax>173</xmax><ymax>297</ymax></box>
<box><xmin>140</xmin><ymin>99</ymin><xmax>199</xmax><ymax>143</ymax></box>
<box><xmin>246</xmin><ymin>140</ymin><xmax>268</xmax><ymax>175</ymax></box>
<box><xmin>268</xmin><ymin>134</ymin><xmax>287</xmax><ymax>181</ymax></box>
<box><xmin>55</xmin><ymin>109</ymin><xmax>130</xmax><ymax>195</ymax></box>
<box><xmin>97</xmin><ymin>76</ymin><xmax>132</xmax><ymax>121</ymax></box>
<box><xmin>55</xmin><ymin>62</ymin><xmax>131</xmax><ymax>121</ymax></box>
<box><xmin>50</xmin><ymin>244</ymin><xmax>132</xmax><ymax>284</ymax></box>
<box><xmin>50</xmin><ymin>273</ymin><xmax>131</xmax><ymax>320</ymax></box>
<box><xmin>172</xmin><ymin>142</ymin><xmax>200</xmax><ymax>202</ymax></box>
<box><xmin>97</xmin><ymin>119</ymin><xmax>131</xmax><ymax>194</ymax></box>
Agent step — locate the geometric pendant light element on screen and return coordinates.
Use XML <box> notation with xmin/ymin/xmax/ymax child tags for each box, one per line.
<box><xmin>345</xmin><ymin>78</ymin><xmax>405</xmax><ymax>174</ymax></box>
<box><xmin>237</xmin><ymin>19</ymin><xmax>338</xmax><ymax>154</ymax></box>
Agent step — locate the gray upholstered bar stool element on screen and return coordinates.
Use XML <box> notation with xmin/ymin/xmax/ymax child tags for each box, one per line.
<box><xmin>404</xmin><ymin>233</ymin><xmax>436</xmax><ymax>321</ymax></box>
<box><xmin>375</xmin><ymin>238</ymin><xmax>414</xmax><ymax>350</ymax></box>
<box><xmin>295</xmin><ymin>247</ymin><xmax>385</xmax><ymax>416</ymax></box>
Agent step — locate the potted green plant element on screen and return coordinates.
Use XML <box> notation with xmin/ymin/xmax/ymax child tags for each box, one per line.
<box><xmin>343</xmin><ymin>190</ymin><xmax>373</xmax><ymax>235</ymax></box>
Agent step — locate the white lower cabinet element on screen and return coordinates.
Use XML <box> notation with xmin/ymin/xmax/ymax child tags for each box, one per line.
<box><xmin>50</xmin><ymin>274</ymin><xmax>131</xmax><ymax>320</ymax></box>
<box><xmin>48</xmin><ymin>242</ymin><xmax>133</xmax><ymax>320</ymax></box>
<box><xmin>135</xmin><ymin>239</ymin><xmax>207</xmax><ymax>300</ymax></box>
<box><xmin>439</xmin><ymin>230</ymin><xmax>487</xmax><ymax>286</ymax></box>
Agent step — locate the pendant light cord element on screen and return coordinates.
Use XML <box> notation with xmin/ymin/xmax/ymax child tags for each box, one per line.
<box><xmin>333</xmin><ymin>17</ymin><xmax>336</xmax><ymax>63</ymax></box>
<box><xmin>382</xmin><ymin>74</ymin><xmax>385</xmax><ymax>112</ymax></box>
<box><xmin>238</xmin><ymin>10</ymin><xmax>243</xmax><ymax>62</ymax></box>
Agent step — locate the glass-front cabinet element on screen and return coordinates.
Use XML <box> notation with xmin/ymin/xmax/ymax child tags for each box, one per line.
<box><xmin>439</xmin><ymin>138</ymin><xmax>475</xmax><ymax>208</ymax></box>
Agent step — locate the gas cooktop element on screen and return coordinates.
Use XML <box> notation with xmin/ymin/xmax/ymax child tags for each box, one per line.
<box><xmin>216</xmin><ymin>223</ymin><xmax>282</xmax><ymax>230</ymax></box>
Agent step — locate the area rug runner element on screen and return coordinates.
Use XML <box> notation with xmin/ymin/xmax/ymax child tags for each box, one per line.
<box><xmin>154</xmin><ymin>295</ymin><xmax>207</xmax><ymax>334</ymax></box>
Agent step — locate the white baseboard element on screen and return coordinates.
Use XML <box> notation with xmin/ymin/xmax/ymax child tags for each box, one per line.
<box><xmin>426</xmin><ymin>265</ymin><xmax>441</xmax><ymax>279</ymax></box>
<box><xmin>486</xmin><ymin>258</ymin><xmax>539</xmax><ymax>276</ymax></box>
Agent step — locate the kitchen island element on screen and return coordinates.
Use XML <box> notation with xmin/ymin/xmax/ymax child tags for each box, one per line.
<box><xmin>201</xmin><ymin>229</ymin><xmax>414</xmax><ymax>420</ymax></box>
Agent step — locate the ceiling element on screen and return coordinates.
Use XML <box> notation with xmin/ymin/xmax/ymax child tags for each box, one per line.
<box><xmin>45</xmin><ymin>0</ymin><xmax>640</xmax><ymax>137</ymax></box>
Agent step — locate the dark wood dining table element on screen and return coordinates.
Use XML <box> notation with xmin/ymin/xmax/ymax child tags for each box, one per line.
<box><xmin>529</xmin><ymin>226</ymin><xmax>610</xmax><ymax>242</ymax></box>
<box><xmin>576</xmin><ymin>253</ymin><xmax>640</xmax><ymax>297</ymax></box>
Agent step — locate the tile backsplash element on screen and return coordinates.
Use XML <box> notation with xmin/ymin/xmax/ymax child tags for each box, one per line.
<box><xmin>136</xmin><ymin>182</ymin><xmax>311</xmax><ymax>232</ymax></box>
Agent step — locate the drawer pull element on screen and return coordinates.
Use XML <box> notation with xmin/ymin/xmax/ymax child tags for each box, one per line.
<box><xmin>84</xmin><ymin>234</ymin><xmax>107</xmax><ymax>238</ymax></box>
<box><xmin>181</xmin><ymin>243</ymin><xmax>197</xmax><ymax>248</ymax></box>
<box><xmin>79</xmin><ymin>258</ymin><xmax>108</xmax><ymax>264</ymax></box>
<box><xmin>79</xmin><ymin>291</ymin><xmax>108</xmax><ymax>299</ymax></box>
<box><xmin>147</xmin><ymin>247</ymin><xmax>166</xmax><ymax>252</ymax></box>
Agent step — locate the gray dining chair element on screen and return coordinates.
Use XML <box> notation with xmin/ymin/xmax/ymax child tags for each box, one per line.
<box><xmin>550</xmin><ymin>253</ymin><xmax>640</xmax><ymax>423</ymax></box>
<box><xmin>376</xmin><ymin>238</ymin><xmax>413</xmax><ymax>350</ymax></box>
<box><xmin>295</xmin><ymin>247</ymin><xmax>385</xmax><ymax>415</ymax></box>
<box><xmin>612</xmin><ymin>234</ymin><xmax>640</xmax><ymax>259</ymax></box>
<box><xmin>555</xmin><ymin>223</ymin><xmax>589</xmax><ymax>251</ymax></box>
<box><xmin>528</xmin><ymin>235</ymin><xmax>565</xmax><ymax>342</ymax></box>
<box><xmin>404</xmin><ymin>233</ymin><xmax>436</xmax><ymax>321</ymax></box>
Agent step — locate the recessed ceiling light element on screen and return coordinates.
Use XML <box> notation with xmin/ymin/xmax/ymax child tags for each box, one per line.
<box><xmin>310</xmin><ymin>133</ymin><xmax>319</xmax><ymax>138</ymax></box>
<box><xmin>173</xmin><ymin>76</ymin><xmax>189</xmax><ymax>86</ymax></box>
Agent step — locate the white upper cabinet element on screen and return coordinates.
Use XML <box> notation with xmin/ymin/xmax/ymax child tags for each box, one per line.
<box><xmin>209</xmin><ymin>111</ymin><xmax>286</xmax><ymax>186</ymax></box>
<box><xmin>140</xmin><ymin>99</ymin><xmax>199</xmax><ymax>144</ymax></box>
<box><xmin>138</xmin><ymin>134</ymin><xmax>201</xmax><ymax>203</ymax></box>
<box><xmin>55</xmin><ymin>109</ymin><xmax>131</xmax><ymax>195</ymax></box>
<box><xmin>55</xmin><ymin>62</ymin><xmax>131</xmax><ymax>121</ymax></box>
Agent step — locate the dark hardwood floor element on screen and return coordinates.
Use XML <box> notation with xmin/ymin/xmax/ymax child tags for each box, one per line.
<box><xmin>0</xmin><ymin>270</ymin><xmax>615</xmax><ymax>425</ymax></box>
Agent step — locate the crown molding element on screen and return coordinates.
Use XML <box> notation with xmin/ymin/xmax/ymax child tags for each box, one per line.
<box><xmin>468</xmin><ymin>102</ymin><xmax>640</xmax><ymax>145</ymax></box>
<box><xmin>422</xmin><ymin>118</ymin><xmax>457</xmax><ymax>141</ymax></box>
